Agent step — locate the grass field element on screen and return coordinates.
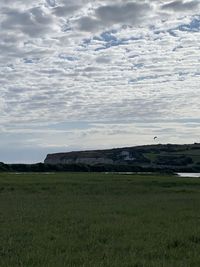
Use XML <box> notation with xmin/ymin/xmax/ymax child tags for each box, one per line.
<box><xmin>1</xmin><ymin>172</ymin><xmax>200</xmax><ymax>266</ymax></box>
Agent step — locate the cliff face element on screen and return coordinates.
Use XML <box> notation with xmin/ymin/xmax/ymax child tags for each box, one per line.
<box><xmin>44</xmin><ymin>148</ymin><xmax>139</xmax><ymax>165</ymax></box>
<box><xmin>44</xmin><ymin>144</ymin><xmax>200</xmax><ymax>167</ymax></box>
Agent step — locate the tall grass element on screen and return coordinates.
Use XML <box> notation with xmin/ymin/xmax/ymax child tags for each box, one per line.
<box><xmin>1</xmin><ymin>173</ymin><xmax>200</xmax><ymax>266</ymax></box>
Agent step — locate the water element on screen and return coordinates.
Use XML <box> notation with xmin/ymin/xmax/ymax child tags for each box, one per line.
<box><xmin>177</xmin><ymin>173</ymin><xmax>200</xmax><ymax>178</ymax></box>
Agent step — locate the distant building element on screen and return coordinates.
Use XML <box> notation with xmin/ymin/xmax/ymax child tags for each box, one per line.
<box><xmin>121</xmin><ymin>151</ymin><xmax>135</xmax><ymax>161</ymax></box>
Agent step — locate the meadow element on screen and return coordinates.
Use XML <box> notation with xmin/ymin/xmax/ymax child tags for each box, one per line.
<box><xmin>1</xmin><ymin>172</ymin><xmax>200</xmax><ymax>266</ymax></box>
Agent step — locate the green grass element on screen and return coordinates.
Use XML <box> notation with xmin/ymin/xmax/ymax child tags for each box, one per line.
<box><xmin>173</xmin><ymin>149</ymin><xmax>200</xmax><ymax>163</ymax></box>
<box><xmin>144</xmin><ymin>149</ymin><xmax>200</xmax><ymax>164</ymax></box>
<box><xmin>1</xmin><ymin>172</ymin><xmax>200</xmax><ymax>266</ymax></box>
<box><xmin>144</xmin><ymin>152</ymin><xmax>158</xmax><ymax>162</ymax></box>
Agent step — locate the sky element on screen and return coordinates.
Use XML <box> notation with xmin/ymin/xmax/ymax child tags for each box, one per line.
<box><xmin>0</xmin><ymin>0</ymin><xmax>200</xmax><ymax>163</ymax></box>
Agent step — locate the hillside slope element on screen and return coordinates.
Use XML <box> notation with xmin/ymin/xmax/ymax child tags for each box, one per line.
<box><xmin>44</xmin><ymin>143</ymin><xmax>200</xmax><ymax>171</ymax></box>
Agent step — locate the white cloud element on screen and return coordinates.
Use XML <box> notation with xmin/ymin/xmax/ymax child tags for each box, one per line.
<box><xmin>0</xmin><ymin>0</ymin><xmax>200</xmax><ymax>162</ymax></box>
<box><xmin>161</xmin><ymin>0</ymin><xmax>199</xmax><ymax>12</ymax></box>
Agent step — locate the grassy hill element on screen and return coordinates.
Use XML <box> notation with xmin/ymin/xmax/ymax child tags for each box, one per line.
<box><xmin>43</xmin><ymin>143</ymin><xmax>200</xmax><ymax>172</ymax></box>
<box><xmin>1</xmin><ymin>143</ymin><xmax>200</xmax><ymax>172</ymax></box>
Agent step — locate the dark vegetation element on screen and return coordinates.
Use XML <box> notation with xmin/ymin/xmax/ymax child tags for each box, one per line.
<box><xmin>1</xmin><ymin>172</ymin><xmax>200</xmax><ymax>266</ymax></box>
<box><xmin>1</xmin><ymin>143</ymin><xmax>200</xmax><ymax>172</ymax></box>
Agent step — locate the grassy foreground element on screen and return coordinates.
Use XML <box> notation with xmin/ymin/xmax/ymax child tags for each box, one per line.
<box><xmin>1</xmin><ymin>173</ymin><xmax>200</xmax><ymax>266</ymax></box>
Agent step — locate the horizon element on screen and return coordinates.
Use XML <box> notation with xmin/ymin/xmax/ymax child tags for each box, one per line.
<box><xmin>2</xmin><ymin>142</ymin><xmax>199</xmax><ymax>164</ymax></box>
<box><xmin>1</xmin><ymin>0</ymin><xmax>200</xmax><ymax>163</ymax></box>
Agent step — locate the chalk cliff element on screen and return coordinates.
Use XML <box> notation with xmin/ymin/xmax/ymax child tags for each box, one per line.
<box><xmin>44</xmin><ymin>144</ymin><xmax>200</xmax><ymax>167</ymax></box>
<box><xmin>44</xmin><ymin>146</ymin><xmax>149</xmax><ymax>165</ymax></box>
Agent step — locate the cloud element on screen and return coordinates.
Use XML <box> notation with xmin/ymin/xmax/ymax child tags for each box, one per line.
<box><xmin>52</xmin><ymin>4</ymin><xmax>81</xmax><ymax>17</ymax></box>
<box><xmin>46</xmin><ymin>0</ymin><xmax>56</xmax><ymax>7</ymax></box>
<box><xmin>161</xmin><ymin>0</ymin><xmax>199</xmax><ymax>12</ymax></box>
<box><xmin>95</xmin><ymin>2</ymin><xmax>151</xmax><ymax>24</ymax></box>
<box><xmin>0</xmin><ymin>0</ymin><xmax>200</xmax><ymax>162</ymax></box>
<box><xmin>95</xmin><ymin>55</ymin><xmax>112</xmax><ymax>64</ymax></box>
<box><xmin>1</xmin><ymin>6</ymin><xmax>56</xmax><ymax>37</ymax></box>
<box><xmin>76</xmin><ymin>2</ymin><xmax>152</xmax><ymax>32</ymax></box>
<box><xmin>77</xmin><ymin>17</ymin><xmax>101</xmax><ymax>32</ymax></box>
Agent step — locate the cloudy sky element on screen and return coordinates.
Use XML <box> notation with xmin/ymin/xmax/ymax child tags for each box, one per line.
<box><xmin>0</xmin><ymin>0</ymin><xmax>200</xmax><ymax>163</ymax></box>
